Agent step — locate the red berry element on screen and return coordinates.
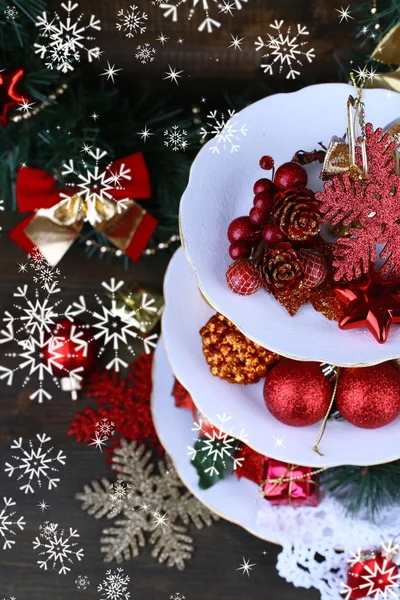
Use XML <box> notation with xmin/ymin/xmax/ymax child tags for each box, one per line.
<box><xmin>229</xmin><ymin>240</ymin><xmax>251</xmax><ymax>260</ymax></box>
<box><xmin>274</xmin><ymin>162</ymin><xmax>308</xmax><ymax>191</ymax></box>
<box><xmin>227</xmin><ymin>216</ymin><xmax>258</xmax><ymax>243</ymax></box>
<box><xmin>253</xmin><ymin>191</ymin><xmax>274</xmax><ymax>213</ymax></box>
<box><xmin>259</xmin><ymin>155</ymin><xmax>275</xmax><ymax>170</ymax></box>
<box><xmin>262</xmin><ymin>223</ymin><xmax>285</xmax><ymax>244</ymax></box>
<box><xmin>253</xmin><ymin>178</ymin><xmax>276</xmax><ymax>196</ymax></box>
<box><xmin>226</xmin><ymin>259</ymin><xmax>262</xmax><ymax>296</ymax></box>
<box><xmin>249</xmin><ymin>206</ymin><xmax>269</xmax><ymax>227</ymax></box>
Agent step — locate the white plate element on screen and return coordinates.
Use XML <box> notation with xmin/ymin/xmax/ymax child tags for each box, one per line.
<box><xmin>180</xmin><ymin>83</ymin><xmax>400</xmax><ymax>367</ymax></box>
<box><xmin>151</xmin><ymin>337</ymin><xmax>278</xmax><ymax>544</ymax></box>
<box><xmin>162</xmin><ymin>247</ymin><xmax>400</xmax><ymax>467</ymax></box>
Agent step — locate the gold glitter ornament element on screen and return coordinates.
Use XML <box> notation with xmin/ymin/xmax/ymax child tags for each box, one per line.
<box><xmin>200</xmin><ymin>313</ymin><xmax>279</xmax><ymax>384</ymax></box>
<box><xmin>76</xmin><ymin>440</ymin><xmax>218</xmax><ymax>570</ymax></box>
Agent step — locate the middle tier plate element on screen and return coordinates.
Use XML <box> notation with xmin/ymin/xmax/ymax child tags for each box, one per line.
<box><xmin>163</xmin><ymin>247</ymin><xmax>400</xmax><ymax>467</ymax></box>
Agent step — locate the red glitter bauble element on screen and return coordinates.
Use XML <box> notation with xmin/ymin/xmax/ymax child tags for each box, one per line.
<box><xmin>227</xmin><ymin>216</ymin><xmax>259</xmax><ymax>243</ymax></box>
<box><xmin>336</xmin><ymin>364</ymin><xmax>400</xmax><ymax>428</ymax></box>
<box><xmin>229</xmin><ymin>240</ymin><xmax>252</xmax><ymax>260</ymax></box>
<box><xmin>253</xmin><ymin>178</ymin><xmax>276</xmax><ymax>196</ymax></box>
<box><xmin>259</xmin><ymin>155</ymin><xmax>275</xmax><ymax>170</ymax></box>
<box><xmin>46</xmin><ymin>318</ymin><xmax>98</xmax><ymax>378</ymax></box>
<box><xmin>249</xmin><ymin>206</ymin><xmax>269</xmax><ymax>227</ymax></box>
<box><xmin>262</xmin><ymin>223</ymin><xmax>285</xmax><ymax>244</ymax></box>
<box><xmin>253</xmin><ymin>190</ymin><xmax>274</xmax><ymax>213</ymax></box>
<box><xmin>274</xmin><ymin>162</ymin><xmax>308</xmax><ymax>191</ymax></box>
<box><xmin>346</xmin><ymin>551</ymin><xmax>399</xmax><ymax>599</ymax></box>
<box><xmin>298</xmin><ymin>249</ymin><xmax>328</xmax><ymax>289</ymax></box>
<box><xmin>226</xmin><ymin>259</ymin><xmax>262</xmax><ymax>295</ymax></box>
<box><xmin>263</xmin><ymin>359</ymin><xmax>332</xmax><ymax>426</ymax></box>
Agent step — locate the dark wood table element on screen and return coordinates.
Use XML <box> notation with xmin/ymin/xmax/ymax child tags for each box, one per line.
<box><xmin>0</xmin><ymin>214</ymin><xmax>320</xmax><ymax>600</ymax></box>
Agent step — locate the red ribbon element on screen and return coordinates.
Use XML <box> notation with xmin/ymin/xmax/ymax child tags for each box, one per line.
<box><xmin>9</xmin><ymin>152</ymin><xmax>157</xmax><ymax>262</ymax></box>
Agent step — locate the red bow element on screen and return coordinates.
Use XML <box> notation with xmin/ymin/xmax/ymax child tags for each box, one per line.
<box><xmin>10</xmin><ymin>152</ymin><xmax>157</xmax><ymax>265</ymax></box>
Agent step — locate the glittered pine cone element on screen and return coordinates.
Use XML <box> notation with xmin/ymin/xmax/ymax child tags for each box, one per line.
<box><xmin>261</xmin><ymin>241</ymin><xmax>303</xmax><ymax>294</ymax></box>
<box><xmin>274</xmin><ymin>188</ymin><xmax>321</xmax><ymax>241</ymax></box>
<box><xmin>200</xmin><ymin>313</ymin><xmax>279</xmax><ymax>384</ymax></box>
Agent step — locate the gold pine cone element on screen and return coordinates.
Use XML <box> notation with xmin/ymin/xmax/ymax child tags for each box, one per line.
<box><xmin>200</xmin><ymin>313</ymin><xmax>279</xmax><ymax>384</ymax></box>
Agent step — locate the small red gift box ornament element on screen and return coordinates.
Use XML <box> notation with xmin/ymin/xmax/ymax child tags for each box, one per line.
<box><xmin>262</xmin><ymin>459</ymin><xmax>319</xmax><ymax>507</ymax></box>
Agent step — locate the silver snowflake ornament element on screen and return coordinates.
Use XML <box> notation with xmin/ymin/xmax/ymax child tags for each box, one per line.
<box><xmin>98</xmin><ymin>568</ymin><xmax>130</xmax><ymax>600</ymax></box>
<box><xmin>0</xmin><ymin>497</ymin><xmax>25</xmax><ymax>550</ymax></box>
<box><xmin>33</xmin><ymin>522</ymin><xmax>84</xmax><ymax>574</ymax></box>
<box><xmin>34</xmin><ymin>1</ymin><xmax>101</xmax><ymax>73</ymax></box>
<box><xmin>164</xmin><ymin>126</ymin><xmax>189</xmax><ymax>151</ymax></box>
<box><xmin>4</xmin><ymin>5</ymin><xmax>18</xmax><ymax>19</ymax></box>
<box><xmin>116</xmin><ymin>5</ymin><xmax>147</xmax><ymax>38</ymax></box>
<box><xmin>75</xmin><ymin>574</ymin><xmax>90</xmax><ymax>590</ymax></box>
<box><xmin>4</xmin><ymin>434</ymin><xmax>66</xmax><ymax>494</ymax></box>
<box><xmin>135</xmin><ymin>43</ymin><xmax>156</xmax><ymax>64</ymax></box>
<box><xmin>255</xmin><ymin>20</ymin><xmax>315</xmax><ymax>79</ymax></box>
<box><xmin>200</xmin><ymin>110</ymin><xmax>247</xmax><ymax>154</ymax></box>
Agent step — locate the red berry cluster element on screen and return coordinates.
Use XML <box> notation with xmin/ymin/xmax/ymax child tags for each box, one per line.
<box><xmin>227</xmin><ymin>158</ymin><xmax>320</xmax><ymax>295</ymax></box>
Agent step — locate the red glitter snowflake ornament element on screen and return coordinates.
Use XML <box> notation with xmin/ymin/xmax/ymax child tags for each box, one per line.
<box><xmin>317</xmin><ymin>123</ymin><xmax>400</xmax><ymax>282</ymax></box>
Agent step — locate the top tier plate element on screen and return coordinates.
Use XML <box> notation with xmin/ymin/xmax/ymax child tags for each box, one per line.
<box><xmin>180</xmin><ymin>83</ymin><xmax>400</xmax><ymax>367</ymax></box>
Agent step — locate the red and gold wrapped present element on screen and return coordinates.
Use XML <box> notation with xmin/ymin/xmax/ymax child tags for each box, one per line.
<box><xmin>173</xmin><ymin>379</ymin><xmax>196</xmax><ymax>411</ymax></box>
<box><xmin>9</xmin><ymin>152</ymin><xmax>157</xmax><ymax>265</ymax></box>
<box><xmin>235</xmin><ymin>444</ymin><xmax>267</xmax><ymax>485</ymax></box>
<box><xmin>262</xmin><ymin>459</ymin><xmax>319</xmax><ymax>507</ymax></box>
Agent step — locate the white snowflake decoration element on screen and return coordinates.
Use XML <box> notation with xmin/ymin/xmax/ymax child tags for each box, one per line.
<box><xmin>75</xmin><ymin>574</ymin><xmax>90</xmax><ymax>590</ymax></box>
<box><xmin>0</xmin><ymin>498</ymin><xmax>25</xmax><ymax>550</ymax></box>
<box><xmin>4</xmin><ymin>5</ymin><xmax>18</xmax><ymax>20</ymax></box>
<box><xmin>4</xmin><ymin>434</ymin><xmax>66</xmax><ymax>494</ymax></box>
<box><xmin>65</xmin><ymin>278</ymin><xmax>158</xmax><ymax>371</ymax></box>
<box><xmin>187</xmin><ymin>413</ymin><xmax>248</xmax><ymax>476</ymax></box>
<box><xmin>33</xmin><ymin>522</ymin><xmax>84</xmax><ymax>574</ymax></box>
<box><xmin>34</xmin><ymin>1</ymin><xmax>101</xmax><ymax>73</ymax></box>
<box><xmin>97</xmin><ymin>418</ymin><xmax>115</xmax><ymax>439</ymax></box>
<box><xmin>27</xmin><ymin>249</ymin><xmax>61</xmax><ymax>293</ymax></box>
<box><xmin>116</xmin><ymin>5</ymin><xmax>147</xmax><ymax>38</ymax></box>
<box><xmin>255</xmin><ymin>20</ymin><xmax>315</xmax><ymax>79</ymax></box>
<box><xmin>164</xmin><ymin>126</ymin><xmax>189</xmax><ymax>151</ymax></box>
<box><xmin>39</xmin><ymin>521</ymin><xmax>58</xmax><ymax>540</ymax></box>
<box><xmin>60</xmin><ymin>147</ymin><xmax>132</xmax><ymax>217</ymax></box>
<box><xmin>109</xmin><ymin>479</ymin><xmax>131</xmax><ymax>516</ymax></box>
<box><xmin>170</xmin><ymin>594</ymin><xmax>185</xmax><ymax>600</ymax></box>
<box><xmin>98</xmin><ymin>568</ymin><xmax>130</xmax><ymax>600</ymax></box>
<box><xmin>200</xmin><ymin>110</ymin><xmax>247</xmax><ymax>154</ymax></box>
<box><xmin>135</xmin><ymin>43</ymin><xmax>156</xmax><ymax>64</ymax></box>
<box><xmin>159</xmin><ymin>0</ymin><xmax>248</xmax><ymax>33</ymax></box>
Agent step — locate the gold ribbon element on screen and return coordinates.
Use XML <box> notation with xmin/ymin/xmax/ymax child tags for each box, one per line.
<box><xmin>24</xmin><ymin>195</ymin><xmax>146</xmax><ymax>266</ymax></box>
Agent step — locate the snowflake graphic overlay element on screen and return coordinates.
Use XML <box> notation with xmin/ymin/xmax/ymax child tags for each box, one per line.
<box><xmin>65</xmin><ymin>278</ymin><xmax>158</xmax><ymax>371</ymax></box>
<box><xmin>135</xmin><ymin>43</ymin><xmax>156</xmax><ymax>64</ymax></box>
<box><xmin>21</xmin><ymin>248</ymin><xmax>61</xmax><ymax>293</ymax></box>
<box><xmin>4</xmin><ymin>5</ymin><xmax>18</xmax><ymax>20</ymax></box>
<box><xmin>164</xmin><ymin>126</ymin><xmax>189</xmax><ymax>151</ymax></box>
<box><xmin>187</xmin><ymin>413</ymin><xmax>248</xmax><ymax>476</ymax></box>
<box><xmin>34</xmin><ymin>1</ymin><xmax>101</xmax><ymax>73</ymax></box>
<box><xmin>116</xmin><ymin>5</ymin><xmax>147</xmax><ymax>38</ymax></box>
<box><xmin>75</xmin><ymin>574</ymin><xmax>90</xmax><ymax>590</ymax></box>
<box><xmin>255</xmin><ymin>20</ymin><xmax>315</xmax><ymax>79</ymax></box>
<box><xmin>87</xmin><ymin>417</ymin><xmax>115</xmax><ymax>452</ymax></box>
<box><xmin>39</xmin><ymin>521</ymin><xmax>58</xmax><ymax>540</ymax></box>
<box><xmin>33</xmin><ymin>522</ymin><xmax>84</xmax><ymax>574</ymax></box>
<box><xmin>59</xmin><ymin>147</ymin><xmax>132</xmax><ymax>218</ymax></box>
<box><xmin>5</xmin><ymin>434</ymin><xmax>66</xmax><ymax>494</ymax></box>
<box><xmin>170</xmin><ymin>594</ymin><xmax>185</xmax><ymax>600</ymax></box>
<box><xmin>0</xmin><ymin>498</ymin><xmax>25</xmax><ymax>550</ymax></box>
<box><xmin>159</xmin><ymin>0</ymin><xmax>248</xmax><ymax>33</ymax></box>
<box><xmin>98</xmin><ymin>568</ymin><xmax>130</xmax><ymax>600</ymax></box>
<box><xmin>200</xmin><ymin>110</ymin><xmax>247</xmax><ymax>154</ymax></box>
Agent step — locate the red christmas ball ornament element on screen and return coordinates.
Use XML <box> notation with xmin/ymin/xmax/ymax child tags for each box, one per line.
<box><xmin>253</xmin><ymin>190</ymin><xmax>274</xmax><ymax>213</ymax></box>
<box><xmin>262</xmin><ymin>223</ymin><xmax>285</xmax><ymax>244</ymax></box>
<box><xmin>227</xmin><ymin>216</ymin><xmax>259</xmax><ymax>243</ymax></box>
<box><xmin>226</xmin><ymin>259</ymin><xmax>262</xmax><ymax>296</ymax></box>
<box><xmin>344</xmin><ymin>542</ymin><xmax>400</xmax><ymax>600</ymax></box>
<box><xmin>249</xmin><ymin>206</ymin><xmax>269</xmax><ymax>227</ymax></box>
<box><xmin>253</xmin><ymin>178</ymin><xmax>276</xmax><ymax>197</ymax></box>
<box><xmin>274</xmin><ymin>162</ymin><xmax>308</xmax><ymax>191</ymax></box>
<box><xmin>298</xmin><ymin>248</ymin><xmax>328</xmax><ymax>289</ymax></box>
<box><xmin>263</xmin><ymin>359</ymin><xmax>332</xmax><ymax>426</ymax></box>
<box><xmin>336</xmin><ymin>364</ymin><xmax>400</xmax><ymax>428</ymax></box>
<box><xmin>229</xmin><ymin>240</ymin><xmax>252</xmax><ymax>260</ymax></box>
<box><xmin>259</xmin><ymin>155</ymin><xmax>275</xmax><ymax>170</ymax></box>
<box><xmin>45</xmin><ymin>318</ymin><xmax>99</xmax><ymax>399</ymax></box>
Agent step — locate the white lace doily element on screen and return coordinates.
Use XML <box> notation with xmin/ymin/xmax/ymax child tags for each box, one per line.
<box><xmin>256</xmin><ymin>492</ymin><xmax>400</xmax><ymax>599</ymax></box>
